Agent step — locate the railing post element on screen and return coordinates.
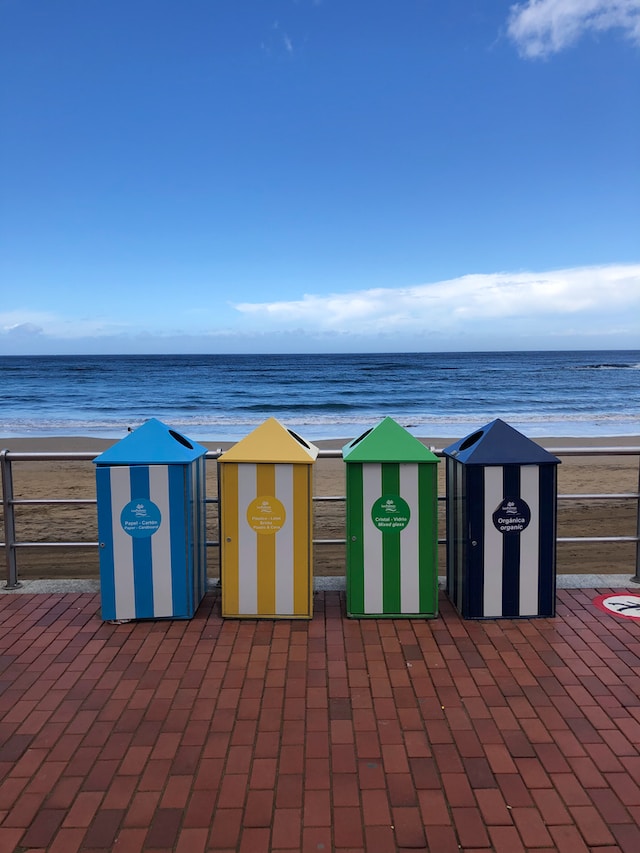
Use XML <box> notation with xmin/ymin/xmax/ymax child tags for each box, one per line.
<box><xmin>632</xmin><ymin>453</ymin><xmax>640</xmax><ymax>584</ymax></box>
<box><xmin>1</xmin><ymin>449</ymin><xmax>21</xmax><ymax>589</ymax></box>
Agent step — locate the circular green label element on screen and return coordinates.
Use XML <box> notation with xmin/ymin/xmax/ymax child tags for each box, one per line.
<box><xmin>371</xmin><ymin>494</ymin><xmax>411</xmax><ymax>532</ymax></box>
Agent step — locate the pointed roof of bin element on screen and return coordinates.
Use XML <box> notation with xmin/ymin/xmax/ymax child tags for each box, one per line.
<box><xmin>342</xmin><ymin>417</ymin><xmax>440</xmax><ymax>463</ymax></box>
<box><xmin>219</xmin><ymin>417</ymin><xmax>318</xmax><ymax>464</ymax></box>
<box><xmin>443</xmin><ymin>418</ymin><xmax>560</xmax><ymax>466</ymax></box>
<box><xmin>93</xmin><ymin>418</ymin><xmax>208</xmax><ymax>465</ymax></box>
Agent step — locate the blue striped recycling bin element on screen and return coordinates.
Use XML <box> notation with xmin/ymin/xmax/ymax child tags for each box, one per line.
<box><xmin>94</xmin><ymin>418</ymin><xmax>207</xmax><ymax>621</ymax></box>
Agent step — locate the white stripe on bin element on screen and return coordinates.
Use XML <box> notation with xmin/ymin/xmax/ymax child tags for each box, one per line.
<box><xmin>110</xmin><ymin>466</ymin><xmax>136</xmax><ymax>620</ymax></box>
<box><xmin>362</xmin><ymin>463</ymin><xmax>383</xmax><ymax>614</ymax></box>
<box><xmin>455</xmin><ymin>460</ymin><xmax>464</xmax><ymax>597</ymax></box>
<box><xmin>275</xmin><ymin>464</ymin><xmax>294</xmax><ymax>615</ymax></box>
<box><xmin>483</xmin><ymin>466</ymin><xmax>504</xmax><ymax>617</ymax></box>
<box><xmin>149</xmin><ymin>465</ymin><xmax>173</xmax><ymax>618</ymax></box>
<box><xmin>519</xmin><ymin>466</ymin><xmax>540</xmax><ymax>616</ymax></box>
<box><xmin>237</xmin><ymin>464</ymin><xmax>258</xmax><ymax>614</ymax></box>
<box><xmin>400</xmin><ymin>464</ymin><xmax>420</xmax><ymax>613</ymax></box>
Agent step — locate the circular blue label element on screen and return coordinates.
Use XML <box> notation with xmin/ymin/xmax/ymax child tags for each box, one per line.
<box><xmin>120</xmin><ymin>499</ymin><xmax>162</xmax><ymax>538</ymax></box>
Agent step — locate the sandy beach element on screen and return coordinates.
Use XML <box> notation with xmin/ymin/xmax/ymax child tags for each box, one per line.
<box><xmin>1</xmin><ymin>434</ymin><xmax>639</xmax><ymax>581</ymax></box>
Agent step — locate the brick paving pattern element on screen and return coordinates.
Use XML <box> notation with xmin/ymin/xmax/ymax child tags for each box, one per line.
<box><xmin>0</xmin><ymin>587</ymin><xmax>639</xmax><ymax>852</ymax></box>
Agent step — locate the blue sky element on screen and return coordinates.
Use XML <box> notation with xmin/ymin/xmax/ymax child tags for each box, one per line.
<box><xmin>1</xmin><ymin>0</ymin><xmax>639</xmax><ymax>355</ymax></box>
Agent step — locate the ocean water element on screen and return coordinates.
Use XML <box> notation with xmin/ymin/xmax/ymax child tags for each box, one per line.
<box><xmin>0</xmin><ymin>350</ymin><xmax>639</xmax><ymax>442</ymax></box>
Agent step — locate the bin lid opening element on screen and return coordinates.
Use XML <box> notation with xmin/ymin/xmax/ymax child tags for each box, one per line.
<box><xmin>218</xmin><ymin>418</ymin><xmax>318</xmax><ymax>462</ymax></box>
<box><xmin>93</xmin><ymin>417</ymin><xmax>208</xmax><ymax>465</ymax></box>
<box><xmin>287</xmin><ymin>428</ymin><xmax>311</xmax><ymax>450</ymax></box>
<box><xmin>342</xmin><ymin>417</ymin><xmax>440</xmax><ymax>463</ymax></box>
<box><xmin>348</xmin><ymin>427</ymin><xmax>373</xmax><ymax>448</ymax></box>
<box><xmin>169</xmin><ymin>430</ymin><xmax>194</xmax><ymax>450</ymax></box>
<box><xmin>458</xmin><ymin>430</ymin><xmax>484</xmax><ymax>452</ymax></box>
<box><xmin>443</xmin><ymin>419</ymin><xmax>561</xmax><ymax>465</ymax></box>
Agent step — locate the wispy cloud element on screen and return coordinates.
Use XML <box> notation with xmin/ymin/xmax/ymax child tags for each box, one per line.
<box><xmin>1</xmin><ymin>311</ymin><xmax>56</xmax><ymax>337</ymax></box>
<box><xmin>234</xmin><ymin>264</ymin><xmax>640</xmax><ymax>335</ymax></box>
<box><xmin>0</xmin><ymin>310</ymin><xmax>133</xmax><ymax>340</ymax></box>
<box><xmin>508</xmin><ymin>0</ymin><xmax>640</xmax><ymax>58</ymax></box>
<box><xmin>2</xmin><ymin>265</ymin><xmax>639</xmax><ymax>354</ymax></box>
<box><xmin>262</xmin><ymin>19</ymin><xmax>294</xmax><ymax>56</ymax></box>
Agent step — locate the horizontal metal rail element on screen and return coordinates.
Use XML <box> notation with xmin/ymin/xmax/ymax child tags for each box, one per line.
<box><xmin>2</xmin><ymin>444</ymin><xmax>640</xmax><ymax>589</ymax></box>
<box><xmin>558</xmin><ymin>536</ymin><xmax>639</xmax><ymax>543</ymax></box>
<box><xmin>11</xmin><ymin>541</ymin><xmax>99</xmax><ymax>548</ymax></box>
<box><xmin>13</xmin><ymin>498</ymin><xmax>96</xmax><ymax>506</ymax></box>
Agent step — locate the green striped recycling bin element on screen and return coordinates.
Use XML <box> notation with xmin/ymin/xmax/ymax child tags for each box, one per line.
<box><xmin>342</xmin><ymin>417</ymin><xmax>440</xmax><ymax>618</ymax></box>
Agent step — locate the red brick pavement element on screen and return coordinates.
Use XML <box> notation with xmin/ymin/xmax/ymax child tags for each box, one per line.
<box><xmin>0</xmin><ymin>587</ymin><xmax>639</xmax><ymax>852</ymax></box>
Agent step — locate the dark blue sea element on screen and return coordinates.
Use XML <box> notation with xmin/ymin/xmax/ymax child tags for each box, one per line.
<box><xmin>1</xmin><ymin>351</ymin><xmax>639</xmax><ymax>442</ymax></box>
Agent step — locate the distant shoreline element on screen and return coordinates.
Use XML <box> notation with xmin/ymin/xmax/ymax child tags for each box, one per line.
<box><xmin>2</xmin><ymin>434</ymin><xmax>640</xmax><ymax>453</ymax></box>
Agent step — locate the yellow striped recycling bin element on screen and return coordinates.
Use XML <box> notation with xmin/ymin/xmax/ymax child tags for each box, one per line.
<box><xmin>219</xmin><ymin>417</ymin><xmax>318</xmax><ymax>619</ymax></box>
<box><xmin>343</xmin><ymin>417</ymin><xmax>440</xmax><ymax>619</ymax></box>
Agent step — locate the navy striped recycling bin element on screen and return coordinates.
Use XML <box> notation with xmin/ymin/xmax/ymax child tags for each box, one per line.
<box><xmin>443</xmin><ymin>419</ymin><xmax>560</xmax><ymax>619</ymax></box>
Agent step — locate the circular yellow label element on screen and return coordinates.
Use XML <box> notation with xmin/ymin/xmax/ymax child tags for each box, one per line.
<box><xmin>246</xmin><ymin>495</ymin><xmax>286</xmax><ymax>534</ymax></box>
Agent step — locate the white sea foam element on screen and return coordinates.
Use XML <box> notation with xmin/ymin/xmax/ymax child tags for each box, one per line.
<box><xmin>1</xmin><ymin>350</ymin><xmax>639</xmax><ymax>441</ymax></box>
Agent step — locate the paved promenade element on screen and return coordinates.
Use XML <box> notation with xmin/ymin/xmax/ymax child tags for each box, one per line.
<box><xmin>1</xmin><ymin>585</ymin><xmax>639</xmax><ymax>852</ymax></box>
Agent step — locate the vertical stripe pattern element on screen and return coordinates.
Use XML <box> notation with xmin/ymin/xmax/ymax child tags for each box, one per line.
<box><xmin>221</xmin><ymin>462</ymin><xmax>313</xmax><ymax>618</ymax></box>
<box><xmin>148</xmin><ymin>465</ymin><xmax>173</xmax><ymax>617</ymax></box>
<box><xmin>399</xmin><ymin>465</ymin><xmax>420</xmax><ymax>613</ymax></box>
<box><xmin>194</xmin><ymin>456</ymin><xmax>207</xmax><ymax>610</ymax></box>
<box><xmin>445</xmin><ymin>456</ymin><xmax>468</xmax><ymax>610</ymax></box>
<box><xmin>482</xmin><ymin>466</ymin><xmax>505</xmax><ymax>618</ymax></box>
<box><xmin>518</xmin><ymin>465</ymin><xmax>540</xmax><ymax>616</ymax></box>
<box><xmin>96</xmin><ymin>462</ymin><xmax>206</xmax><ymax>621</ymax></box>
<box><xmin>362</xmin><ymin>463</ymin><xmax>384</xmax><ymax>614</ymax></box>
<box><xmin>446</xmin><ymin>461</ymin><xmax>557</xmax><ymax>619</ymax></box>
<box><xmin>346</xmin><ymin>462</ymin><xmax>438</xmax><ymax>618</ymax></box>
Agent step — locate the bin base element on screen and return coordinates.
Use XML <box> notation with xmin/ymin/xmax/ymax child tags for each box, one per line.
<box><xmin>346</xmin><ymin>611</ymin><xmax>438</xmax><ymax>620</ymax></box>
<box><xmin>221</xmin><ymin>613</ymin><xmax>313</xmax><ymax>620</ymax></box>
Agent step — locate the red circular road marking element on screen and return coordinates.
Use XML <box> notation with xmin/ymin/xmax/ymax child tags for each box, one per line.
<box><xmin>592</xmin><ymin>593</ymin><xmax>640</xmax><ymax>621</ymax></box>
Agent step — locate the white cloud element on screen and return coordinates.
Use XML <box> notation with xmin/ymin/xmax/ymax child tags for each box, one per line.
<box><xmin>5</xmin><ymin>322</ymin><xmax>44</xmax><ymax>337</ymax></box>
<box><xmin>2</xmin><ymin>265</ymin><xmax>639</xmax><ymax>354</ymax></box>
<box><xmin>1</xmin><ymin>311</ymin><xmax>56</xmax><ymax>334</ymax></box>
<box><xmin>234</xmin><ymin>263</ymin><xmax>640</xmax><ymax>335</ymax></box>
<box><xmin>0</xmin><ymin>310</ymin><xmax>132</xmax><ymax>340</ymax></box>
<box><xmin>508</xmin><ymin>0</ymin><xmax>640</xmax><ymax>58</ymax></box>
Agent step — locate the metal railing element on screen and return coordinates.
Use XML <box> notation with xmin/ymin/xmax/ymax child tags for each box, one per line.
<box><xmin>2</xmin><ymin>445</ymin><xmax>639</xmax><ymax>590</ymax></box>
